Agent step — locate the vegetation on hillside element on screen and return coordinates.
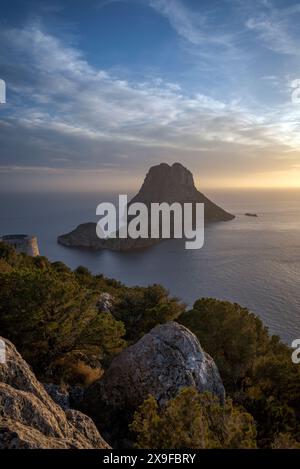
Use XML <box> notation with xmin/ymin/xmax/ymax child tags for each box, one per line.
<box><xmin>1</xmin><ymin>242</ymin><xmax>300</xmax><ymax>448</ymax></box>
<box><xmin>130</xmin><ymin>387</ymin><xmax>256</xmax><ymax>449</ymax></box>
<box><xmin>179</xmin><ymin>298</ymin><xmax>300</xmax><ymax>447</ymax></box>
<box><xmin>0</xmin><ymin>242</ymin><xmax>182</xmax><ymax>384</ymax></box>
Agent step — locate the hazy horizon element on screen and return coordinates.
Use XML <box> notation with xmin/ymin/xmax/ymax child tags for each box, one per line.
<box><xmin>2</xmin><ymin>175</ymin><xmax>300</xmax><ymax>194</ymax></box>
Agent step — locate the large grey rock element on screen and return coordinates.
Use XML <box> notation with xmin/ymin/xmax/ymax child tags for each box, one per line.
<box><xmin>0</xmin><ymin>337</ymin><xmax>110</xmax><ymax>449</ymax></box>
<box><xmin>84</xmin><ymin>322</ymin><xmax>225</xmax><ymax>420</ymax></box>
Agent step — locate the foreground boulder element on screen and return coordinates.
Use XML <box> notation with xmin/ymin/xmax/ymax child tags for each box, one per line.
<box><xmin>83</xmin><ymin>322</ymin><xmax>225</xmax><ymax>445</ymax></box>
<box><xmin>0</xmin><ymin>337</ymin><xmax>110</xmax><ymax>449</ymax></box>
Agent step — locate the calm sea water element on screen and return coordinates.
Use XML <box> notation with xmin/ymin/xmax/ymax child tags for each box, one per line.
<box><xmin>1</xmin><ymin>189</ymin><xmax>300</xmax><ymax>344</ymax></box>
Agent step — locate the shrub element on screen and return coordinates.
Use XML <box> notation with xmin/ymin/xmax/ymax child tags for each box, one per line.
<box><xmin>271</xmin><ymin>433</ymin><xmax>300</xmax><ymax>449</ymax></box>
<box><xmin>113</xmin><ymin>284</ymin><xmax>185</xmax><ymax>340</ymax></box>
<box><xmin>178</xmin><ymin>298</ymin><xmax>300</xmax><ymax>447</ymax></box>
<box><xmin>0</xmin><ymin>265</ymin><xmax>126</xmax><ymax>379</ymax></box>
<box><xmin>130</xmin><ymin>387</ymin><xmax>256</xmax><ymax>449</ymax></box>
<box><xmin>179</xmin><ymin>298</ymin><xmax>271</xmax><ymax>391</ymax></box>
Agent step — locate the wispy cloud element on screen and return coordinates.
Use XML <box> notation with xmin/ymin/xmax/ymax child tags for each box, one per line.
<box><xmin>245</xmin><ymin>1</ymin><xmax>300</xmax><ymax>56</ymax></box>
<box><xmin>147</xmin><ymin>0</ymin><xmax>234</xmax><ymax>48</ymax></box>
<box><xmin>0</xmin><ymin>19</ymin><xmax>300</xmax><ymax>190</ymax></box>
<box><xmin>148</xmin><ymin>0</ymin><xmax>206</xmax><ymax>45</ymax></box>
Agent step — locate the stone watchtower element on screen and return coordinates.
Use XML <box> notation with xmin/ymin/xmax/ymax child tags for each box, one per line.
<box><xmin>1</xmin><ymin>234</ymin><xmax>40</xmax><ymax>257</ymax></box>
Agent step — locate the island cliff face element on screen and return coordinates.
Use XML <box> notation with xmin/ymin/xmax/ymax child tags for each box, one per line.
<box><xmin>57</xmin><ymin>163</ymin><xmax>234</xmax><ymax>251</ymax></box>
<box><xmin>129</xmin><ymin>163</ymin><xmax>234</xmax><ymax>221</ymax></box>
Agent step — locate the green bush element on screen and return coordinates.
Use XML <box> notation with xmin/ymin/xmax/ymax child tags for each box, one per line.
<box><xmin>113</xmin><ymin>284</ymin><xmax>185</xmax><ymax>340</ymax></box>
<box><xmin>271</xmin><ymin>433</ymin><xmax>300</xmax><ymax>449</ymax></box>
<box><xmin>179</xmin><ymin>298</ymin><xmax>300</xmax><ymax>446</ymax></box>
<box><xmin>0</xmin><ymin>258</ymin><xmax>126</xmax><ymax>379</ymax></box>
<box><xmin>179</xmin><ymin>298</ymin><xmax>272</xmax><ymax>391</ymax></box>
<box><xmin>130</xmin><ymin>387</ymin><xmax>256</xmax><ymax>449</ymax></box>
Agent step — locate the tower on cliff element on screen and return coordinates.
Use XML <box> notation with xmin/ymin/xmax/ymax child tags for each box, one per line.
<box><xmin>1</xmin><ymin>234</ymin><xmax>40</xmax><ymax>257</ymax></box>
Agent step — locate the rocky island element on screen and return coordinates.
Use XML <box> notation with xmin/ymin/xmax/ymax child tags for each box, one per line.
<box><xmin>58</xmin><ymin>163</ymin><xmax>235</xmax><ymax>251</ymax></box>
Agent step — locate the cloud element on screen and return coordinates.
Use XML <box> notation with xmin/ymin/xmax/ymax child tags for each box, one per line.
<box><xmin>0</xmin><ymin>21</ymin><xmax>300</xmax><ymax>190</ymax></box>
<box><xmin>245</xmin><ymin>2</ymin><xmax>300</xmax><ymax>56</ymax></box>
<box><xmin>147</xmin><ymin>0</ymin><xmax>235</xmax><ymax>49</ymax></box>
<box><xmin>148</xmin><ymin>0</ymin><xmax>206</xmax><ymax>45</ymax></box>
<box><xmin>246</xmin><ymin>17</ymin><xmax>296</xmax><ymax>55</ymax></box>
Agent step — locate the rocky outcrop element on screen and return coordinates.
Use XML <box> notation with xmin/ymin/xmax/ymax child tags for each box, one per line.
<box><xmin>97</xmin><ymin>293</ymin><xmax>115</xmax><ymax>313</ymax></box>
<box><xmin>0</xmin><ymin>337</ymin><xmax>110</xmax><ymax>449</ymax></box>
<box><xmin>58</xmin><ymin>162</ymin><xmax>234</xmax><ymax>251</ymax></box>
<box><xmin>57</xmin><ymin>223</ymin><xmax>161</xmax><ymax>251</ymax></box>
<box><xmin>58</xmin><ymin>222</ymin><xmax>103</xmax><ymax>249</ymax></box>
<box><xmin>129</xmin><ymin>163</ymin><xmax>234</xmax><ymax>223</ymax></box>
<box><xmin>82</xmin><ymin>322</ymin><xmax>225</xmax><ymax>444</ymax></box>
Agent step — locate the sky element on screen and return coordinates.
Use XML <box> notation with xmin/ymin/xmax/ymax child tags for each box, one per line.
<box><xmin>1</xmin><ymin>0</ymin><xmax>300</xmax><ymax>192</ymax></box>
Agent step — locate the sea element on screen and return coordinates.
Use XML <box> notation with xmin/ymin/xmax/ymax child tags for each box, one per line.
<box><xmin>1</xmin><ymin>189</ymin><xmax>300</xmax><ymax>345</ymax></box>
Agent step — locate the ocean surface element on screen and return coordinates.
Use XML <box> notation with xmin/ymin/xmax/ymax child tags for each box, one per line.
<box><xmin>1</xmin><ymin>189</ymin><xmax>300</xmax><ymax>344</ymax></box>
